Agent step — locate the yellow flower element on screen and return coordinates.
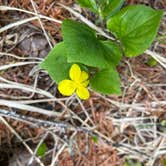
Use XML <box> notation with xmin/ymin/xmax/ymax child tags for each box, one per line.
<box><xmin>58</xmin><ymin>64</ymin><xmax>90</xmax><ymax>100</ymax></box>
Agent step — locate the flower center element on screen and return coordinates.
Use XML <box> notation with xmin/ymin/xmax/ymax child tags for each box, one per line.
<box><xmin>74</xmin><ymin>80</ymin><xmax>82</xmax><ymax>88</ymax></box>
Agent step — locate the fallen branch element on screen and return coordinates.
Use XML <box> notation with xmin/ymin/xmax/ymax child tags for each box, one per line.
<box><xmin>0</xmin><ymin>109</ymin><xmax>94</xmax><ymax>134</ymax></box>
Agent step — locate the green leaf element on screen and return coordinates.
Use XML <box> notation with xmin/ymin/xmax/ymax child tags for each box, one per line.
<box><xmin>90</xmin><ymin>68</ymin><xmax>121</xmax><ymax>95</ymax></box>
<box><xmin>107</xmin><ymin>5</ymin><xmax>163</xmax><ymax>57</ymax></box>
<box><xmin>91</xmin><ymin>135</ymin><xmax>98</xmax><ymax>143</ymax></box>
<box><xmin>147</xmin><ymin>57</ymin><xmax>158</xmax><ymax>67</ymax></box>
<box><xmin>159</xmin><ymin>120</ymin><xmax>166</xmax><ymax>133</ymax></box>
<box><xmin>76</xmin><ymin>0</ymin><xmax>97</xmax><ymax>12</ymax></box>
<box><xmin>161</xmin><ymin>159</ymin><xmax>166</xmax><ymax>166</ymax></box>
<box><xmin>62</xmin><ymin>19</ymin><xmax>122</xmax><ymax>69</ymax></box>
<box><xmin>124</xmin><ymin>160</ymin><xmax>142</xmax><ymax>166</ymax></box>
<box><xmin>161</xmin><ymin>120</ymin><xmax>166</xmax><ymax>127</ymax></box>
<box><xmin>40</xmin><ymin>42</ymin><xmax>72</xmax><ymax>83</ymax></box>
<box><xmin>62</xmin><ymin>19</ymin><xmax>108</xmax><ymax>68</ymax></box>
<box><xmin>37</xmin><ymin>143</ymin><xmax>47</xmax><ymax>157</ymax></box>
<box><xmin>99</xmin><ymin>0</ymin><xmax>125</xmax><ymax>19</ymax></box>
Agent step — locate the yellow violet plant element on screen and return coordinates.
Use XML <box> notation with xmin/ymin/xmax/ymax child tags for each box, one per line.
<box><xmin>58</xmin><ymin>64</ymin><xmax>90</xmax><ymax>100</ymax></box>
<box><xmin>40</xmin><ymin>2</ymin><xmax>163</xmax><ymax>100</ymax></box>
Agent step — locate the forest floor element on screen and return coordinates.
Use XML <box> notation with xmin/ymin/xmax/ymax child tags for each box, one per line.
<box><xmin>0</xmin><ymin>0</ymin><xmax>166</xmax><ymax>165</ymax></box>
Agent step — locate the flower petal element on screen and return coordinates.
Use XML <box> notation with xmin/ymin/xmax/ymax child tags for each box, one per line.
<box><xmin>81</xmin><ymin>80</ymin><xmax>89</xmax><ymax>87</ymax></box>
<box><xmin>69</xmin><ymin>64</ymin><xmax>81</xmax><ymax>82</ymax></box>
<box><xmin>80</xmin><ymin>71</ymin><xmax>89</xmax><ymax>83</ymax></box>
<box><xmin>58</xmin><ymin>80</ymin><xmax>76</xmax><ymax>96</ymax></box>
<box><xmin>76</xmin><ymin>86</ymin><xmax>90</xmax><ymax>100</ymax></box>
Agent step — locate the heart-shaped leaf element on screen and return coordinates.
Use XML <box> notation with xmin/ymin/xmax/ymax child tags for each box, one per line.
<box><xmin>62</xmin><ymin>19</ymin><xmax>122</xmax><ymax>69</ymax></box>
<box><xmin>107</xmin><ymin>5</ymin><xmax>163</xmax><ymax>57</ymax></box>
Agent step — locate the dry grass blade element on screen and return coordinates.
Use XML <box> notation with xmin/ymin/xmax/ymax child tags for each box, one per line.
<box><xmin>0</xmin><ymin>83</ymin><xmax>53</xmax><ymax>97</ymax></box>
<box><xmin>0</xmin><ymin>5</ymin><xmax>62</xmax><ymax>24</ymax></box>
<box><xmin>28</xmin><ymin>132</ymin><xmax>49</xmax><ymax>165</ymax></box>
<box><xmin>0</xmin><ymin>76</ymin><xmax>54</xmax><ymax>98</ymax></box>
<box><xmin>57</xmin><ymin>3</ymin><xmax>114</xmax><ymax>40</ymax></box>
<box><xmin>16</xmin><ymin>98</ymin><xmax>68</xmax><ymax>104</ymax></box>
<box><xmin>0</xmin><ymin>61</ymin><xmax>40</xmax><ymax>71</ymax></box>
<box><xmin>50</xmin><ymin>144</ymin><xmax>66</xmax><ymax>166</ymax></box>
<box><xmin>30</xmin><ymin>0</ymin><xmax>53</xmax><ymax>49</ymax></box>
<box><xmin>0</xmin><ymin>52</ymin><xmax>43</xmax><ymax>61</ymax></box>
<box><xmin>97</xmin><ymin>93</ymin><xmax>166</xmax><ymax>111</ymax></box>
<box><xmin>0</xmin><ymin>16</ymin><xmax>38</xmax><ymax>33</ymax></box>
<box><xmin>145</xmin><ymin>50</ymin><xmax>166</xmax><ymax>69</ymax></box>
<box><xmin>0</xmin><ymin>99</ymin><xmax>61</xmax><ymax>117</ymax></box>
